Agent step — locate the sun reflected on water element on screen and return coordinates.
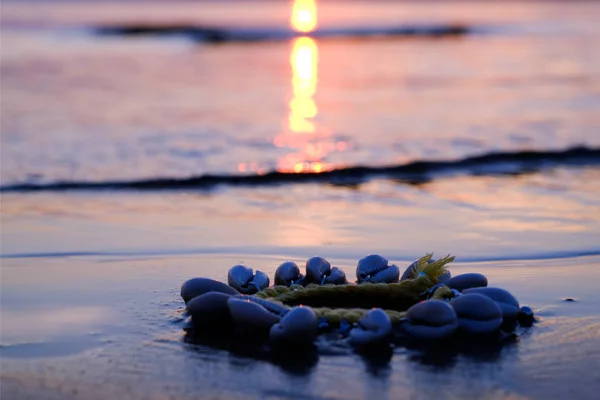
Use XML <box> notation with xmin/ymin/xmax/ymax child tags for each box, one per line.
<box><xmin>240</xmin><ymin>0</ymin><xmax>349</xmax><ymax>175</ymax></box>
<box><xmin>273</xmin><ymin>0</ymin><xmax>349</xmax><ymax>174</ymax></box>
<box><xmin>289</xmin><ymin>37</ymin><xmax>318</xmax><ymax>134</ymax></box>
<box><xmin>275</xmin><ymin>35</ymin><xmax>333</xmax><ymax>174</ymax></box>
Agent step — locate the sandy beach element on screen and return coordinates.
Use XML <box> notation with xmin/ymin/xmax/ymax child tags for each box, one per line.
<box><xmin>2</xmin><ymin>253</ymin><xmax>600</xmax><ymax>400</ymax></box>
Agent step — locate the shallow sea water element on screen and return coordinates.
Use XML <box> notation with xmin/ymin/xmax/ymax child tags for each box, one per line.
<box><xmin>1</xmin><ymin>1</ymin><xmax>600</xmax><ymax>399</ymax></box>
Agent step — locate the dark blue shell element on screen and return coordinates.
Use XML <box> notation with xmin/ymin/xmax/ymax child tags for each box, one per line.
<box><xmin>274</xmin><ymin>261</ymin><xmax>304</xmax><ymax>286</ymax></box>
<box><xmin>450</xmin><ymin>293</ymin><xmax>502</xmax><ymax>334</ymax></box>
<box><xmin>181</xmin><ymin>277</ymin><xmax>239</xmax><ymax>303</ymax></box>
<box><xmin>305</xmin><ymin>256</ymin><xmax>332</xmax><ymax>284</ymax></box>
<box><xmin>356</xmin><ymin>254</ymin><xmax>400</xmax><ymax>284</ymax></box>
<box><xmin>371</xmin><ymin>264</ymin><xmax>400</xmax><ymax>283</ymax></box>
<box><xmin>463</xmin><ymin>287</ymin><xmax>520</xmax><ymax>319</ymax></box>
<box><xmin>228</xmin><ymin>265</ymin><xmax>253</xmax><ymax>289</ymax></box>
<box><xmin>235</xmin><ymin>295</ymin><xmax>290</xmax><ymax>317</ymax></box>
<box><xmin>356</xmin><ymin>254</ymin><xmax>388</xmax><ymax>282</ymax></box>
<box><xmin>227</xmin><ymin>297</ymin><xmax>279</xmax><ymax>333</ymax></box>
<box><xmin>324</xmin><ymin>267</ymin><xmax>347</xmax><ymax>285</ymax></box>
<box><xmin>447</xmin><ymin>273</ymin><xmax>488</xmax><ymax>292</ymax></box>
<box><xmin>518</xmin><ymin>306</ymin><xmax>535</xmax><ymax>327</ymax></box>
<box><xmin>305</xmin><ymin>257</ymin><xmax>346</xmax><ymax>285</ymax></box>
<box><xmin>401</xmin><ymin>300</ymin><xmax>459</xmax><ymax>340</ymax></box>
<box><xmin>186</xmin><ymin>292</ymin><xmax>233</xmax><ymax>327</ymax></box>
<box><xmin>227</xmin><ymin>265</ymin><xmax>270</xmax><ymax>294</ymax></box>
<box><xmin>251</xmin><ymin>271</ymin><xmax>270</xmax><ymax>291</ymax></box>
<box><xmin>348</xmin><ymin>308</ymin><xmax>392</xmax><ymax>346</ymax></box>
<box><xmin>270</xmin><ymin>306</ymin><xmax>318</xmax><ymax>344</ymax></box>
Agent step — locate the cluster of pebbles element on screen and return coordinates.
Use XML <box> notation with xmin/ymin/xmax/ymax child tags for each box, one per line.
<box><xmin>180</xmin><ymin>254</ymin><xmax>535</xmax><ymax>351</ymax></box>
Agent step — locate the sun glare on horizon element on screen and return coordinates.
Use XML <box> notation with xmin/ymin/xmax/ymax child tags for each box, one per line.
<box><xmin>291</xmin><ymin>0</ymin><xmax>318</xmax><ymax>33</ymax></box>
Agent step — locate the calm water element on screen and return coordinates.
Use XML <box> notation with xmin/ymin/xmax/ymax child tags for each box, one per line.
<box><xmin>1</xmin><ymin>1</ymin><xmax>600</xmax><ymax>399</ymax></box>
<box><xmin>1</xmin><ymin>0</ymin><xmax>600</xmax><ymax>260</ymax></box>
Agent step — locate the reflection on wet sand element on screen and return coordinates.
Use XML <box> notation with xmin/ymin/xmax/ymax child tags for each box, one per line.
<box><xmin>1</xmin><ymin>307</ymin><xmax>111</xmax><ymax>346</ymax></box>
<box><xmin>2</xmin><ymin>168</ymin><xmax>599</xmax><ymax>258</ymax></box>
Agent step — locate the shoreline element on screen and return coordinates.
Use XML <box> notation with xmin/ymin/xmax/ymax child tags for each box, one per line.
<box><xmin>2</xmin><ymin>254</ymin><xmax>599</xmax><ymax>399</ymax></box>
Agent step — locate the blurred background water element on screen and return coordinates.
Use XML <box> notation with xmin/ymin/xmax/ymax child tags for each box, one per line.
<box><xmin>1</xmin><ymin>0</ymin><xmax>600</xmax><ymax>259</ymax></box>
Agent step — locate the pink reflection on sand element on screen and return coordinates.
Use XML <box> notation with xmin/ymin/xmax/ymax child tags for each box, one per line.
<box><xmin>424</xmin><ymin>171</ymin><xmax>600</xmax><ymax>234</ymax></box>
<box><xmin>1</xmin><ymin>307</ymin><xmax>111</xmax><ymax>345</ymax></box>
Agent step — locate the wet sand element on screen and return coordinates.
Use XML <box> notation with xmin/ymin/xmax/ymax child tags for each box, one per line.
<box><xmin>2</xmin><ymin>254</ymin><xmax>599</xmax><ymax>400</ymax></box>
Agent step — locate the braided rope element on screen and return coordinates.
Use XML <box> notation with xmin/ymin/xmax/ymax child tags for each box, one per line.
<box><xmin>272</xmin><ymin>278</ymin><xmax>427</xmax><ymax>310</ymax></box>
<box><xmin>311</xmin><ymin>284</ymin><xmax>453</xmax><ymax>325</ymax></box>
<box><xmin>248</xmin><ymin>254</ymin><xmax>455</xmax><ymax>325</ymax></box>
<box><xmin>313</xmin><ymin>308</ymin><xmax>407</xmax><ymax>325</ymax></box>
<box><xmin>253</xmin><ymin>255</ymin><xmax>450</xmax><ymax>309</ymax></box>
<box><xmin>254</xmin><ymin>284</ymin><xmax>318</xmax><ymax>299</ymax></box>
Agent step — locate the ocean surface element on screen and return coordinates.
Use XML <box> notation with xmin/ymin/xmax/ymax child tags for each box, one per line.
<box><xmin>1</xmin><ymin>1</ymin><xmax>600</xmax><ymax>399</ymax></box>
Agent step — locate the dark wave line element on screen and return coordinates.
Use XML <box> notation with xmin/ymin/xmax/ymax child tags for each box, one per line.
<box><xmin>2</xmin><ymin>146</ymin><xmax>599</xmax><ymax>193</ymax></box>
<box><xmin>95</xmin><ymin>23</ymin><xmax>473</xmax><ymax>43</ymax></box>
<box><xmin>2</xmin><ymin>247</ymin><xmax>598</xmax><ymax>263</ymax></box>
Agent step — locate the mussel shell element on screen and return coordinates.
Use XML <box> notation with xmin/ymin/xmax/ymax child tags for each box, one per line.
<box><xmin>227</xmin><ymin>265</ymin><xmax>270</xmax><ymax>294</ymax></box>
<box><xmin>356</xmin><ymin>254</ymin><xmax>388</xmax><ymax>283</ymax></box>
<box><xmin>270</xmin><ymin>306</ymin><xmax>318</xmax><ymax>345</ymax></box>
<box><xmin>371</xmin><ymin>264</ymin><xmax>400</xmax><ymax>284</ymax></box>
<box><xmin>401</xmin><ymin>258</ymin><xmax>435</xmax><ymax>281</ymax></box>
<box><xmin>305</xmin><ymin>256</ymin><xmax>332</xmax><ymax>283</ymax></box>
<box><xmin>401</xmin><ymin>320</ymin><xmax>459</xmax><ymax>340</ymax></box>
<box><xmin>180</xmin><ymin>277</ymin><xmax>239</xmax><ymax>303</ymax></box>
<box><xmin>400</xmin><ymin>262</ymin><xmax>417</xmax><ymax>281</ymax></box>
<box><xmin>406</xmin><ymin>300</ymin><xmax>457</xmax><ymax>327</ymax></box>
<box><xmin>324</xmin><ymin>267</ymin><xmax>347</xmax><ymax>285</ymax></box>
<box><xmin>228</xmin><ymin>265</ymin><xmax>254</xmax><ymax>290</ymax></box>
<box><xmin>446</xmin><ymin>273</ymin><xmax>488</xmax><ymax>292</ymax></box>
<box><xmin>186</xmin><ymin>292</ymin><xmax>233</xmax><ymax>327</ymax></box>
<box><xmin>274</xmin><ymin>261</ymin><xmax>303</xmax><ymax>286</ymax></box>
<box><xmin>401</xmin><ymin>300</ymin><xmax>458</xmax><ymax>340</ymax></box>
<box><xmin>294</xmin><ymin>276</ymin><xmax>309</xmax><ymax>286</ymax></box>
<box><xmin>240</xmin><ymin>295</ymin><xmax>290</xmax><ymax>317</ymax></box>
<box><xmin>463</xmin><ymin>287</ymin><xmax>520</xmax><ymax>319</ymax></box>
<box><xmin>227</xmin><ymin>297</ymin><xmax>279</xmax><ymax>334</ymax></box>
<box><xmin>251</xmin><ymin>270</ymin><xmax>270</xmax><ymax>292</ymax></box>
<box><xmin>348</xmin><ymin>308</ymin><xmax>392</xmax><ymax>346</ymax></box>
<box><xmin>438</xmin><ymin>270</ymin><xmax>452</xmax><ymax>284</ymax></box>
<box><xmin>450</xmin><ymin>293</ymin><xmax>502</xmax><ymax>335</ymax></box>
<box><xmin>517</xmin><ymin>306</ymin><xmax>535</xmax><ymax>327</ymax></box>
